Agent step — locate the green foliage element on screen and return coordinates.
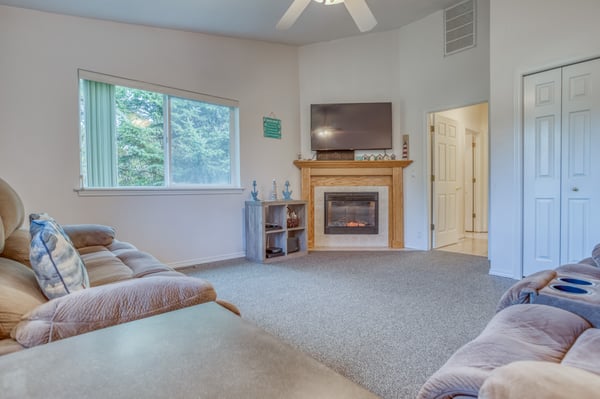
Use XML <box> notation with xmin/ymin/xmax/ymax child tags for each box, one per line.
<box><xmin>171</xmin><ymin>97</ymin><xmax>231</xmax><ymax>185</ymax></box>
<box><xmin>113</xmin><ymin>87</ymin><xmax>231</xmax><ymax>187</ymax></box>
<box><xmin>115</xmin><ymin>87</ymin><xmax>165</xmax><ymax>186</ymax></box>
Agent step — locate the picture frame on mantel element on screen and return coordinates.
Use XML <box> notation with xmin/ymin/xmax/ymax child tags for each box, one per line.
<box><xmin>315</xmin><ymin>150</ymin><xmax>355</xmax><ymax>160</ymax></box>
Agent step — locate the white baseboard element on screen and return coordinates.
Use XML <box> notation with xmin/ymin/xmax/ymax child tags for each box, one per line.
<box><xmin>169</xmin><ymin>251</ymin><xmax>246</xmax><ymax>269</ymax></box>
<box><xmin>489</xmin><ymin>268</ymin><xmax>519</xmax><ymax>280</ymax></box>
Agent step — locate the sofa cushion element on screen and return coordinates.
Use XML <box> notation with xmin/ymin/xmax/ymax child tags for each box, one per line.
<box><xmin>12</xmin><ymin>276</ymin><xmax>217</xmax><ymax>348</ymax></box>
<box><xmin>78</xmin><ymin>241</ymin><xmax>179</xmax><ymax>286</ymax></box>
<box><xmin>416</xmin><ymin>304</ymin><xmax>592</xmax><ymax>399</ymax></box>
<box><xmin>0</xmin><ymin>258</ymin><xmax>46</xmax><ymax>339</ymax></box>
<box><xmin>114</xmin><ymin>246</ymin><xmax>178</xmax><ymax>278</ymax></box>
<box><xmin>79</xmin><ymin>246</ymin><xmax>134</xmax><ymax>286</ymax></box>
<box><xmin>0</xmin><ymin>339</ymin><xmax>24</xmax><ymax>356</ymax></box>
<box><xmin>1</xmin><ymin>228</ymin><xmax>31</xmax><ymax>267</ymax></box>
<box><xmin>479</xmin><ymin>361</ymin><xmax>600</xmax><ymax>399</ymax></box>
<box><xmin>29</xmin><ymin>213</ymin><xmax>89</xmax><ymax>299</ymax></box>
<box><xmin>561</xmin><ymin>328</ymin><xmax>600</xmax><ymax>375</ymax></box>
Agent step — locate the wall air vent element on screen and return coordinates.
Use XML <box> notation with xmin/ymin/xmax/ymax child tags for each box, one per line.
<box><xmin>444</xmin><ymin>0</ymin><xmax>476</xmax><ymax>56</ymax></box>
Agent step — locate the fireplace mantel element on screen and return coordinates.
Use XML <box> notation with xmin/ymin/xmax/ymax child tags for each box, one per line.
<box><xmin>293</xmin><ymin>160</ymin><xmax>412</xmax><ymax>249</ymax></box>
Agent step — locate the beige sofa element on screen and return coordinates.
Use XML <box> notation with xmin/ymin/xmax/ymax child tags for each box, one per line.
<box><xmin>417</xmin><ymin>251</ymin><xmax>600</xmax><ymax>399</ymax></box>
<box><xmin>0</xmin><ymin>177</ymin><xmax>238</xmax><ymax>355</ymax></box>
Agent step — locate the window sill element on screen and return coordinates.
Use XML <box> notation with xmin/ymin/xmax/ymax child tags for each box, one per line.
<box><xmin>75</xmin><ymin>187</ymin><xmax>245</xmax><ymax>197</ymax></box>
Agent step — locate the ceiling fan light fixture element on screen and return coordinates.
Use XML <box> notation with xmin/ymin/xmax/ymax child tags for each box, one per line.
<box><xmin>314</xmin><ymin>0</ymin><xmax>345</xmax><ymax>5</ymax></box>
<box><xmin>277</xmin><ymin>0</ymin><xmax>376</xmax><ymax>32</ymax></box>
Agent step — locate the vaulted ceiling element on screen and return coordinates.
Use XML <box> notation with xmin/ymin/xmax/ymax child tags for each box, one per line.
<box><xmin>0</xmin><ymin>0</ymin><xmax>460</xmax><ymax>45</ymax></box>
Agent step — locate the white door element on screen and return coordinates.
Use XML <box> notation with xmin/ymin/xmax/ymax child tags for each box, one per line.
<box><xmin>560</xmin><ymin>58</ymin><xmax>600</xmax><ymax>264</ymax></box>
<box><xmin>433</xmin><ymin>115</ymin><xmax>459</xmax><ymax>248</ymax></box>
<box><xmin>464</xmin><ymin>133</ymin><xmax>474</xmax><ymax>232</ymax></box>
<box><xmin>523</xmin><ymin>68</ymin><xmax>562</xmax><ymax>275</ymax></box>
<box><xmin>523</xmin><ymin>58</ymin><xmax>600</xmax><ymax>276</ymax></box>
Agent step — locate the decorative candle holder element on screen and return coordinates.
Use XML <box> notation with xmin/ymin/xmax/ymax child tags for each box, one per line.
<box><xmin>250</xmin><ymin>180</ymin><xmax>259</xmax><ymax>201</ymax></box>
<box><xmin>270</xmin><ymin>179</ymin><xmax>278</xmax><ymax>200</ymax></box>
<box><xmin>282</xmin><ymin>180</ymin><xmax>293</xmax><ymax>200</ymax></box>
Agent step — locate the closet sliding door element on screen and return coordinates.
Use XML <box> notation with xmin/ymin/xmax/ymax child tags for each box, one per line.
<box><xmin>523</xmin><ymin>68</ymin><xmax>562</xmax><ymax>275</ymax></box>
<box><xmin>523</xmin><ymin>58</ymin><xmax>600</xmax><ymax>276</ymax></box>
<box><xmin>560</xmin><ymin>59</ymin><xmax>600</xmax><ymax>265</ymax></box>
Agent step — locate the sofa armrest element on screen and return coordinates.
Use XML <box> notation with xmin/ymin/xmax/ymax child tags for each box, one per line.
<box><xmin>216</xmin><ymin>299</ymin><xmax>241</xmax><ymax>316</ymax></box>
<box><xmin>12</xmin><ymin>276</ymin><xmax>216</xmax><ymax>348</ymax></box>
<box><xmin>496</xmin><ymin>269</ymin><xmax>556</xmax><ymax>312</ymax></box>
<box><xmin>62</xmin><ymin>224</ymin><xmax>116</xmax><ymax>249</ymax></box>
<box><xmin>479</xmin><ymin>361</ymin><xmax>600</xmax><ymax>399</ymax></box>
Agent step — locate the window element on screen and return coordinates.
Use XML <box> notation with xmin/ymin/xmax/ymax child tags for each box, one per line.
<box><xmin>78</xmin><ymin>70</ymin><xmax>239</xmax><ymax>191</ymax></box>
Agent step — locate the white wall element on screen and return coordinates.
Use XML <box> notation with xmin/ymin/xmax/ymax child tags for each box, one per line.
<box><xmin>0</xmin><ymin>6</ymin><xmax>300</xmax><ymax>266</ymax></box>
<box><xmin>489</xmin><ymin>0</ymin><xmax>600</xmax><ymax>278</ymax></box>
<box><xmin>298</xmin><ymin>30</ymin><xmax>399</xmax><ymax>159</ymax></box>
<box><xmin>299</xmin><ymin>0</ymin><xmax>490</xmax><ymax>250</ymax></box>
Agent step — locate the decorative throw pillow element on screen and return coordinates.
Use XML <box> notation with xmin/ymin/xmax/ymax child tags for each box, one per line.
<box><xmin>29</xmin><ymin>213</ymin><xmax>89</xmax><ymax>299</ymax></box>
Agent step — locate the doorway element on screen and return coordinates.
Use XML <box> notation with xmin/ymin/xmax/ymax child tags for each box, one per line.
<box><xmin>428</xmin><ymin>103</ymin><xmax>489</xmax><ymax>257</ymax></box>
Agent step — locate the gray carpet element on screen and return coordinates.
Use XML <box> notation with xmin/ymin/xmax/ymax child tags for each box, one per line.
<box><xmin>181</xmin><ymin>250</ymin><xmax>515</xmax><ymax>399</ymax></box>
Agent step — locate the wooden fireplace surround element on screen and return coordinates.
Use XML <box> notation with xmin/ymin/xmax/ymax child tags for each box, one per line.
<box><xmin>293</xmin><ymin>160</ymin><xmax>412</xmax><ymax>249</ymax></box>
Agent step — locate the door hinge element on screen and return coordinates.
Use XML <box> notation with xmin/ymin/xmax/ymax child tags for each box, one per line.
<box><xmin>431</xmin><ymin>224</ymin><xmax>435</xmax><ymax>231</ymax></box>
<box><xmin>473</xmin><ymin>213</ymin><xmax>476</xmax><ymax>219</ymax></box>
<box><xmin>430</xmin><ymin>125</ymin><xmax>435</xmax><ymax>133</ymax></box>
<box><xmin>473</xmin><ymin>177</ymin><xmax>476</xmax><ymax>183</ymax></box>
<box><xmin>431</xmin><ymin>175</ymin><xmax>435</xmax><ymax>182</ymax></box>
<box><xmin>472</xmin><ymin>142</ymin><xmax>476</xmax><ymax>148</ymax></box>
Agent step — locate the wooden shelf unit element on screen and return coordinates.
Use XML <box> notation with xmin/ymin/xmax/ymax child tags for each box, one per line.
<box><xmin>245</xmin><ymin>200</ymin><xmax>308</xmax><ymax>263</ymax></box>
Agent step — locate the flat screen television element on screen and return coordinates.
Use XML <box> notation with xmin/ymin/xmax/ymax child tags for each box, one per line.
<box><xmin>310</xmin><ymin>102</ymin><xmax>392</xmax><ymax>151</ymax></box>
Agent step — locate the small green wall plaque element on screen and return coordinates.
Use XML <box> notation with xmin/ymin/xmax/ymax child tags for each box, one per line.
<box><xmin>263</xmin><ymin>117</ymin><xmax>281</xmax><ymax>139</ymax></box>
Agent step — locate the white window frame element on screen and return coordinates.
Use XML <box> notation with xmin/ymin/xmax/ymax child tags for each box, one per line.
<box><xmin>76</xmin><ymin>69</ymin><xmax>242</xmax><ymax>197</ymax></box>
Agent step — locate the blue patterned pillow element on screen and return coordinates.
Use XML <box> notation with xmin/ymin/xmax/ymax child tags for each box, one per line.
<box><xmin>29</xmin><ymin>213</ymin><xmax>90</xmax><ymax>299</ymax></box>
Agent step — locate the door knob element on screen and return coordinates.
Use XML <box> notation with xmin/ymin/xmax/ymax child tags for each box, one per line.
<box><xmin>572</xmin><ymin>187</ymin><xmax>579</xmax><ymax>192</ymax></box>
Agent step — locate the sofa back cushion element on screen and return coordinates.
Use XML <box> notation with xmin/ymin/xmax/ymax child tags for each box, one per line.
<box><xmin>61</xmin><ymin>224</ymin><xmax>115</xmax><ymax>249</ymax></box>
<box><xmin>1</xmin><ymin>229</ymin><xmax>31</xmax><ymax>267</ymax></box>
<box><xmin>593</xmin><ymin>243</ymin><xmax>600</xmax><ymax>267</ymax></box>
<box><xmin>0</xmin><ymin>258</ymin><xmax>46</xmax><ymax>339</ymax></box>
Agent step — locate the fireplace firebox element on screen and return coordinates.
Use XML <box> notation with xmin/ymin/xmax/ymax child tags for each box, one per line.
<box><xmin>324</xmin><ymin>192</ymin><xmax>378</xmax><ymax>234</ymax></box>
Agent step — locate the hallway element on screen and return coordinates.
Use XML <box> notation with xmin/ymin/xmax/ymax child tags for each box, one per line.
<box><xmin>437</xmin><ymin>232</ymin><xmax>488</xmax><ymax>257</ymax></box>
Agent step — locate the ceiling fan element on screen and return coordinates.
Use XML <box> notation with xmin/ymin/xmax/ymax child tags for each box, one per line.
<box><xmin>276</xmin><ymin>0</ymin><xmax>377</xmax><ymax>33</ymax></box>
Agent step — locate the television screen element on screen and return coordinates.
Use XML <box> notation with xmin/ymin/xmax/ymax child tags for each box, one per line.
<box><xmin>310</xmin><ymin>102</ymin><xmax>392</xmax><ymax>151</ymax></box>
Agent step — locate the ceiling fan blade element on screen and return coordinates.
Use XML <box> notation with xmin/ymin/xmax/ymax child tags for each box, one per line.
<box><xmin>344</xmin><ymin>0</ymin><xmax>377</xmax><ymax>32</ymax></box>
<box><xmin>276</xmin><ymin>0</ymin><xmax>313</xmax><ymax>30</ymax></box>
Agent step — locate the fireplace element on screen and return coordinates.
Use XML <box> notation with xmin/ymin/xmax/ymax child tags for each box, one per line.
<box><xmin>294</xmin><ymin>159</ymin><xmax>412</xmax><ymax>249</ymax></box>
<box><xmin>324</xmin><ymin>192</ymin><xmax>378</xmax><ymax>234</ymax></box>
